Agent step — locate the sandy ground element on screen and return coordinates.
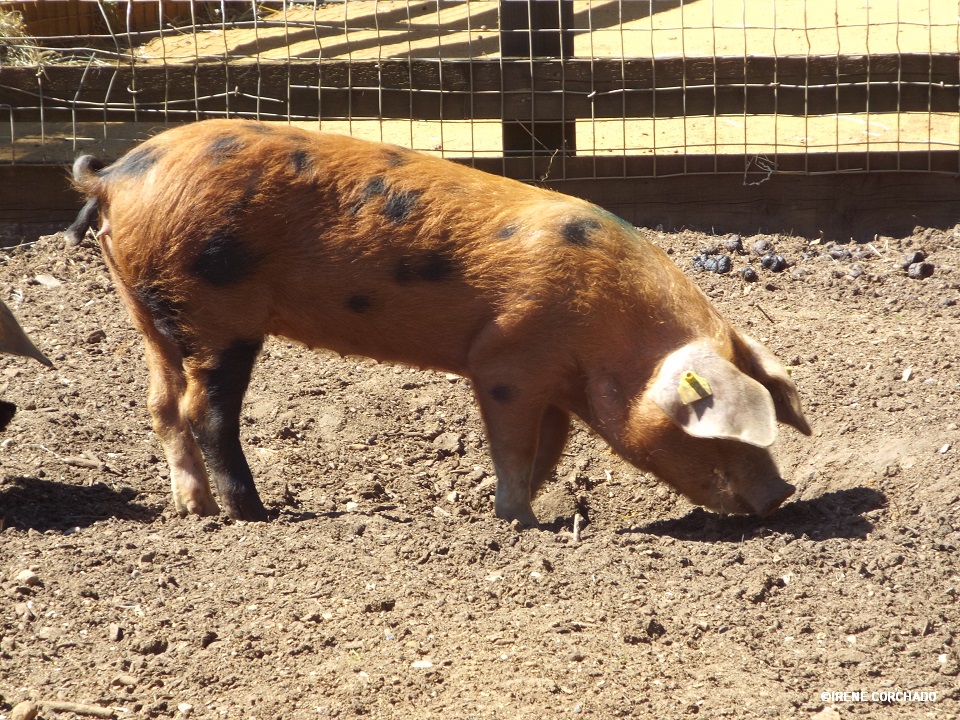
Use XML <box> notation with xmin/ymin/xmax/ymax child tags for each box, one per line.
<box><xmin>0</xmin><ymin>216</ymin><xmax>958</xmax><ymax>719</ymax></box>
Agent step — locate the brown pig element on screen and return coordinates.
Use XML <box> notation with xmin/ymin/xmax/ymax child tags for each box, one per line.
<box><xmin>66</xmin><ymin>119</ymin><xmax>811</xmax><ymax>524</ymax></box>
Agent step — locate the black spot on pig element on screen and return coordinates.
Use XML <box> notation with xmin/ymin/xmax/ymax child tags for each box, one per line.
<box><xmin>561</xmin><ymin>218</ymin><xmax>601</xmax><ymax>247</ymax></box>
<box><xmin>351</xmin><ymin>176</ymin><xmax>389</xmax><ymax>215</ymax></box>
<box><xmin>243</xmin><ymin>121</ymin><xmax>273</xmax><ymax>134</ymax></box>
<box><xmin>135</xmin><ymin>284</ymin><xmax>194</xmax><ymax>356</ymax></box>
<box><xmin>346</xmin><ymin>294</ymin><xmax>372</xmax><ymax>313</ymax></box>
<box><xmin>383</xmin><ymin>190</ymin><xmax>422</xmax><ymax>224</ymax></box>
<box><xmin>208</xmin><ymin>136</ymin><xmax>244</xmax><ymax>165</ymax></box>
<box><xmin>106</xmin><ymin>145</ymin><xmax>164</xmax><ymax>179</ymax></box>
<box><xmin>192</xmin><ymin>230</ymin><xmax>260</xmax><ymax>287</ymax></box>
<box><xmin>384</xmin><ymin>148</ymin><xmax>410</xmax><ymax>167</ymax></box>
<box><xmin>290</xmin><ymin>149</ymin><xmax>312</xmax><ymax>174</ymax></box>
<box><xmin>226</xmin><ymin>178</ymin><xmax>261</xmax><ymax>218</ymax></box>
<box><xmin>490</xmin><ymin>384</ymin><xmax>516</xmax><ymax>403</ymax></box>
<box><xmin>495</xmin><ymin>224</ymin><xmax>518</xmax><ymax>241</ymax></box>
<box><xmin>395</xmin><ymin>251</ymin><xmax>459</xmax><ymax>284</ymax></box>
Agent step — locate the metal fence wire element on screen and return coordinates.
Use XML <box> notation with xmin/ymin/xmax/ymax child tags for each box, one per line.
<box><xmin>1</xmin><ymin>0</ymin><xmax>958</xmax><ymax>182</ymax></box>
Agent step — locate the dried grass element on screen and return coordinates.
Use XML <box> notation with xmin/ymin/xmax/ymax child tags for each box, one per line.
<box><xmin>0</xmin><ymin>8</ymin><xmax>43</xmax><ymax>66</ymax></box>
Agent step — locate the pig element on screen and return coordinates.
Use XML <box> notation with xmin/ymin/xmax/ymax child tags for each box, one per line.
<box><xmin>66</xmin><ymin>119</ymin><xmax>811</xmax><ymax>524</ymax></box>
<box><xmin>0</xmin><ymin>300</ymin><xmax>53</xmax><ymax>430</ymax></box>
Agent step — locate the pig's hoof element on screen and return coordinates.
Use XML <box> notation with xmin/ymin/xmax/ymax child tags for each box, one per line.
<box><xmin>495</xmin><ymin>505</ymin><xmax>538</xmax><ymax>528</ymax></box>
<box><xmin>173</xmin><ymin>492</ymin><xmax>220</xmax><ymax>518</ymax></box>
<box><xmin>222</xmin><ymin>494</ymin><xmax>269</xmax><ymax>522</ymax></box>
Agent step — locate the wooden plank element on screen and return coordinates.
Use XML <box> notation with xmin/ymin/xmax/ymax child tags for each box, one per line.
<box><xmin>472</xmin><ymin>150</ymin><xmax>960</xmax><ymax>182</ymax></box>
<box><xmin>3</xmin><ymin>54</ymin><xmax>956</xmax><ymax>123</ymax></box>
<box><xmin>0</xmin><ymin>164</ymin><xmax>82</xmax><ymax>245</ymax></box>
<box><xmin>4</xmin><ymin>161</ymin><xmax>958</xmax><ymax>246</ymax></box>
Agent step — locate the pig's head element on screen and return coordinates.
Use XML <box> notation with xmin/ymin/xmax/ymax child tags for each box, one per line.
<box><xmin>590</xmin><ymin>335</ymin><xmax>811</xmax><ymax>517</ymax></box>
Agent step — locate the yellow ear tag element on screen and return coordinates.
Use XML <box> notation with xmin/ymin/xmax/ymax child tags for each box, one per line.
<box><xmin>677</xmin><ymin>370</ymin><xmax>712</xmax><ymax>405</ymax></box>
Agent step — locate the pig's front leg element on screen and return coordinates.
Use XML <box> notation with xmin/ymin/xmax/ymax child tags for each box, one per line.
<box><xmin>469</xmin><ymin>327</ymin><xmax>568</xmax><ymax>525</ymax></box>
<box><xmin>489</xmin><ymin>404</ymin><xmax>572</xmax><ymax>524</ymax></box>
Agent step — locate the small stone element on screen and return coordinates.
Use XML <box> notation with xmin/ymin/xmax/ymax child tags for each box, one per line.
<box><xmin>363</xmin><ymin>598</ymin><xmax>396</xmax><ymax>613</ymax></box>
<box><xmin>723</xmin><ymin>234</ymin><xmax>743</xmax><ymax>253</ymax></box>
<box><xmin>432</xmin><ymin>432</ymin><xmax>463</xmax><ymax>457</ymax></box>
<box><xmin>177</xmin><ymin>703</ymin><xmax>194</xmax><ymax>718</ymax></box>
<box><xmin>34</xmin><ymin>274</ymin><xmax>62</xmax><ymax>288</ymax></box>
<box><xmin>10</xmin><ymin>701</ymin><xmax>39</xmax><ymax>720</ymax></box>
<box><xmin>751</xmin><ymin>238</ymin><xmax>775</xmax><ymax>256</ymax></box>
<box><xmin>108</xmin><ymin>623</ymin><xmax>123</xmax><ymax>641</ymax></box>
<box><xmin>36</xmin><ymin>626</ymin><xmax>59</xmax><ymax>641</ymax></box>
<box><xmin>761</xmin><ymin>254</ymin><xmax>788</xmax><ymax>272</ymax></box>
<box><xmin>900</xmin><ymin>250</ymin><xmax>926</xmax><ymax>269</ymax></box>
<box><xmin>907</xmin><ymin>262</ymin><xmax>934</xmax><ymax>279</ymax></box>
<box><xmin>136</xmin><ymin>636</ymin><xmax>168</xmax><ymax>655</ymax></box>
<box><xmin>15</xmin><ymin>602</ymin><xmax>37</xmax><ymax>621</ymax></box>
<box><xmin>86</xmin><ymin>329</ymin><xmax>107</xmax><ymax>344</ymax></box>
<box><xmin>811</xmin><ymin>709</ymin><xmax>841</xmax><ymax>720</ymax></box>
<box><xmin>939</xmin><ymin>651</ymin><xmax>960</xmax><ymax>676</ymax></box>
<box><xmin>112</xmin><ymin>673</ymin><xmax>138</xmax><ymax>687</ymax></box>
<box><xmin>534</xmin><ymin>486</ymin><xmax>580</xmax><ymax>525</ymax></box>
<box><xmin>645</xmin><ymin>618</ymin><xmax>666</xmax><ymax>639</ymax></box>
<box><xmin>15</xmin><ymin>569</ymin><xmax>40</xmax><ymax>586</ymax></box>
<box><xmin>411</xmin><ymin>659</ymin><xmax>434</xmax><ymax>669</ymax></box>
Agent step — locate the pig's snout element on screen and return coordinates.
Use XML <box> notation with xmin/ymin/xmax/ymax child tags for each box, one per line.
<box><xmin>730</xmin><ymin>476</ymin><xmax>795</xmax><ymax>517</ymax></box>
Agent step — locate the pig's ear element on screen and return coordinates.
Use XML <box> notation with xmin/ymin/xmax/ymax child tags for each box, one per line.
<box><xmin>647</xmin><ymin>342</ymin><xmax>778</xmax><ymax>447</ymax></box>
<box><xmin>739</xmin><ymin>335</ymin><xmax>813</xmax><ymax>436</ymax></box>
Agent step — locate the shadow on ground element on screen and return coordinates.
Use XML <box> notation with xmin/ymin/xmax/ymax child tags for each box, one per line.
<box><xmin>0</xmin><ymin>476</ymin><xmax>161</xmax><ymax>532</ymax></box>
<box><xmin>623</xmin><ymin>486</ymin><xmax>887</xmax><ymax>543</ymax></box>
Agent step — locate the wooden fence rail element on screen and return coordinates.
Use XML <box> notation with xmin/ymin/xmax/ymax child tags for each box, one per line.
<box><xmin>3</xmin><ymin>54</ymin><xmax>957</xmax><ymax>124</ymax></box>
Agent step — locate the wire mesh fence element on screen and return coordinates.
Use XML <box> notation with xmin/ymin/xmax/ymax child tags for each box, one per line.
<box><xmin>1</xmin><ymin>0</ymin><xmax>958</xmax><ymax>182</ymax></box>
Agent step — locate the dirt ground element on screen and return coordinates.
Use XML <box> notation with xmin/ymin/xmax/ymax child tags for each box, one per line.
<box><xmin>0</xmin><ymin>216</ymin><xmax>958</xmax><ymax>719</ymax></box>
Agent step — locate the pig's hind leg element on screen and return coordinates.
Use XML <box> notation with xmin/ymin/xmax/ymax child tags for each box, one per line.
<box><xmin>181</xmin><ymin>339</ymin><xmax>269</xmax><ymax>521</ymax></box>
<box><xmin>142</xmin><ymin>334</ymin><xmax>221</xmax><ymax>518</ymax></box>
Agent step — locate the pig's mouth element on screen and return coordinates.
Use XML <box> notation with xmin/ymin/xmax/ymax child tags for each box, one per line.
<box><xmin>712</xmin><ymin>476</ymin><xmax>796</xmax><ymax>517</ymax></box>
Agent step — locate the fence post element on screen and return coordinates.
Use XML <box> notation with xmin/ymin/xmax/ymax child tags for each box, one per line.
<box><xmin>499</xmin><ymin>0</ymin><xmax>576</xmax><ymax>158</ymax></box>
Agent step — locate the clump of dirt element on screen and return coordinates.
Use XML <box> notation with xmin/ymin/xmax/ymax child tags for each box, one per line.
<box><xmin>1</xmin><ymin>225</ymin><xmax>958</xmax><ymax>719</ymax></box>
